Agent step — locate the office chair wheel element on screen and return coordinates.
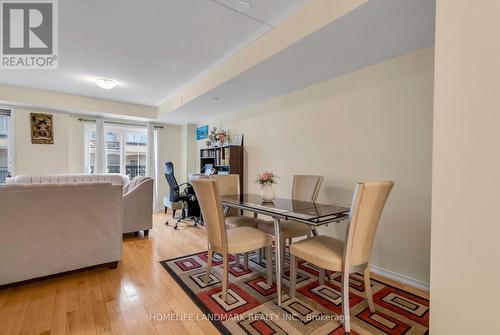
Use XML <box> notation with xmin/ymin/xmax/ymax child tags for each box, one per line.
<box><xmin>166</xmin><ymin>216</ymin><xmax>199</xmax><ymax>229</ymax></box>
<box><xmin>193</xmin><ymin>217</ymin><xmax>204</xmax><ymax>227</ymax></box>
<box><xmin>174</xmin><ymin>217</ymin><xmax>184</xmax><ymax>229</ymax></box>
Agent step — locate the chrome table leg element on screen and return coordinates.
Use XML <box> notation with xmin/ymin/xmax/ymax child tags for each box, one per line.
<box><xmin>273</xmin><ymin>218</ymin><xmax>282</xmax><ymax>306</ymax></box>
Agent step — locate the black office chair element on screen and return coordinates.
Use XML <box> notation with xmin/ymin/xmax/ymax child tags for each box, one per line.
<box><xmin>164</xmin><ymin>162</ymin><xmax>201</xmax><ymax>229</ymax></box>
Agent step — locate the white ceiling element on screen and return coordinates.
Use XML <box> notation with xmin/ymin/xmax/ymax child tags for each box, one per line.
<box><xmin>161</xmin><ymin>0</ymin><xmax>436</xmax><ymax>124</ymax></box>
<box><xmin>0</xmin><ymin>0</ymin><xmax>310</xmax><ymax>106</ymax></box>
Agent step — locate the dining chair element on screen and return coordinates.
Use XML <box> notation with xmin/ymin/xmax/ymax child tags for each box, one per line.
<box><xmin>210</xmin><ymin>174</ymin><xmax>269</xmax><ymax>269</ymax></box>
<box><xmin>191</xmin><ymin>179</ymin><xmax>274</xmax><ymax>303</ymax></box>
<box><xmin>209</xmin><ymin>174</ymin><xmax>267</xmax><ymax>229</ymax></box>
<box><xmin>257</xmin><ymin>175</ymin><xmax>324</xmax><ymax>266</ymax></box>
<box><xmin>288</xmin><ymin>181</ymin><xmax>394</xmax><ymax>333</ymax></box>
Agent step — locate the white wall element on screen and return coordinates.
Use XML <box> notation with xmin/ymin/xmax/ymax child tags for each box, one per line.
<box><xmin>13</xmin><ymin>108</ymin><xmax>82</xmax><ymax>175</ymax></box>
<box><xmin>156</xmin><ymin>124</ymin><xmax>184</xmax><ymax>208</ymax></box>
<box><xmin>197</xmin><ymin>48</ymin><xmax>434</xmax><ymax>284</ymax></box>
<box><xmin>431</xmin><ymin>1</ymin><xmax>500</xmax><ymax>333</ymax></box>
<box><xmin>179</xmin><ymin>124</ymin><xmax>198</xmax><ymax>182</ymax></box>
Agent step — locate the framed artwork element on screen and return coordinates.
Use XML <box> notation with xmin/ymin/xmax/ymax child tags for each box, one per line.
<box><xmin>196</xmin><ymin>125</ymin><xmax>208</xmax><ymax>140</ymax></box>
<box><xmin>31</xmin><ymin>113</ymin><xmax>54</xmax><ymax>144</ymax></box>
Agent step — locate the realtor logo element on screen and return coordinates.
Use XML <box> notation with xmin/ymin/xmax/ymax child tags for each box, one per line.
<box><xmin>1</xmin><ymin>0</ymin><xmax>58</xmax><ymax>69</ymax></box>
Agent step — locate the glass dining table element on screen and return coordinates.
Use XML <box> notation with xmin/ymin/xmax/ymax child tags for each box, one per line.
<box><xmin>221</xmin><ymin>193</ymin><xmax>350</xmax><ymax>307</ymax></box>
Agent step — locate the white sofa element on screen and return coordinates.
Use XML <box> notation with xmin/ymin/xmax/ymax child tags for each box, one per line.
<box><xmin>7</xmin><ymin>174</ymin><xmax>154</xmax><ymax>234</ymax></box>
<box><xmin>123</xmin><ymin>176</ymin><xmax>154</xmax><ymax>234</ymax></box>
<box><xmin>0</xmin><ymin>182</ymin><xmax>122</xmax><ymax>286</ymax></box>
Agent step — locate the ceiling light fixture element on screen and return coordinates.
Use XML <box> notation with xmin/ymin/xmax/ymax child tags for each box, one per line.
<box><xmin>235</xmin><ymin>1</ymin><xmax>251</xmax><ymax>14</ymax></box>
<box><xmin>95</xmin><ymin>77</ymin><xmax>118</xmax><ymax>89</ymax></box>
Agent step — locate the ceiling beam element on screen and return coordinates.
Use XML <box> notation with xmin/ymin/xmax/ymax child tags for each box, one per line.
<box><xmin>157</xmin><ymin>0</ymin><xmax>368</xmax><ymax>119</ymax></box>
<box><xmin>0</xmin><ymin>84</ymin><xmax>157</xmax><ymax>121</ymax></box>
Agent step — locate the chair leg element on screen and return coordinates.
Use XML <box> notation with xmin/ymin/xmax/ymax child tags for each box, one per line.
<box><xmin>258</xmin><ymin>248</ymin><xmax>263</xmax><ymax>263</ymax></box>
<box><xmin>326</xmin><ymin>270</ymin><xmax>332</xmax><ymax>283</ymax></box>
<box><xmin>266</xmin><ymin>245</ymin><xmax>273</xmax><ymax>286</ymax></box>
<box><xmin>235</xmin><ymin>253</ymin><xmax>240</xmax><ymax>267</ymax></box>
<box><xmin>205</xmin><ymin>248</ymin><xmax>213</xmax><ymax>284</ymax></box>
<box><xmin>319</xmin><ymin>268</ymin><xmax>325</xmax><ymax>286</ymax></box>
<box><xmin>364</xmin><ymin>267</ymin><xmax>376</xmax><ymax>312</ymax></box>
<box><xmin>290</xmin><ymin>254</ymin><xmax>297</xmax><ymax>299</ymax></box>
<box><xmin>243</xmin><ymin>253</ymin><xmax>249</xmax><ymax>270</ymax></box>
<box><xmin>172</xmin><ymin>209</ymin><xmax>176</xmax><ymax>218</ymax></box>
<box><xmin>222</xmin><ymin>253</ymin><xmax>229</xmax><ymax>302</ymax></box>
<box><xmin>279</xmin><ymin>238</ymin><xmax>285</xmax><ymax>272</ymax></box>
<box><xmin>342</xmin><ymin>271</ymin><xmax>351</xmax><ymax>333</ymax></box>
<box><xmin>164</xmin><ymin>207</ymin><xmax>168</xmax><ymax>214</ymax></box>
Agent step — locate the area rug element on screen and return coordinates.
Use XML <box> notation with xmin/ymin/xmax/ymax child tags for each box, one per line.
<box><xmin>160</xmin><ymin>251</ymin><xmax>429</xmax><ymax>335</ymax></box>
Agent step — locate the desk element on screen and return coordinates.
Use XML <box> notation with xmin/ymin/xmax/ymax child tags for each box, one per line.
<box><xmin>221</xmin><ymin>193</ymin><xmax>350</xmax><ymax>306</ymax></box>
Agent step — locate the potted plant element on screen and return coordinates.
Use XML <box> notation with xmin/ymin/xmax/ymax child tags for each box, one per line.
<box><xmin>255</xmin><ymin>171</ymin><xmax>278</xmax><ymax>202</ymax></box>
<box><xmin>208</xmin><ymin>127</ymin><xmax>218</xmax><ymax>147</ymax></box>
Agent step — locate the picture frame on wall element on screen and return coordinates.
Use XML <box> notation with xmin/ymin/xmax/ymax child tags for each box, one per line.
<box><xmin>196</xmin><ymin>125</ymin><xmax>209</xmax><ymax>140</ymax></box>
<box><xmin>31</xmin><ymin>113</ymin><xmax>54</xmax><ymax>144</ymax></box>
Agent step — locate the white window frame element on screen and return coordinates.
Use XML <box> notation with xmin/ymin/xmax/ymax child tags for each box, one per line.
<box><xmin>0</xmin><ymin>106</ymin><xmax>15</xmax><ymax>179</ymax></box>
<box><xmin>84</xmin><ymin>121</ymin><xmax>148</xmax><ymax>177</ymax></box>
<box><xmin>83</xmin><ymin>122</ymin><xmax>96</xmax><ymax>174</ymax></box>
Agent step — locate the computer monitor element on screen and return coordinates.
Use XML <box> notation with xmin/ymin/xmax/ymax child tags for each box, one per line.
<box><xmin>203</xmin><ymin>164</ymin><xmax>213</xmax><ymax>176</ymax></box>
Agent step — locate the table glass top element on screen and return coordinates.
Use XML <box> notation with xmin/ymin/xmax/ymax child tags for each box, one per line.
<box><xmin>221</xmin><ymin>193</ymin><xmax>350</xmax><ymax>223</ymax></box>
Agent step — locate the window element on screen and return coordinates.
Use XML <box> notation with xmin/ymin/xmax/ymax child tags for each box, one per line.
<box><xmin>86</xmin><ymin>128</ymin><xmax>96</xmax><ymax>173</ymax></box>
<box><xmin>85</xmin><ymin>123</ymin><xmax>148</xmax><ymax>179</ymax></box>
<box><xmin>0</xmin><ymin>109</ymin><xmax>12</xmax><ymax>183</ymax></box>
<box><xmin>105</xmin><ymin>130</ymin><xmax>121</xmax><ymax>174</ymax></box>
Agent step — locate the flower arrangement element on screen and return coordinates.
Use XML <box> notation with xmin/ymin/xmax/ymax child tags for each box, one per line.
<box><xmin>216</xmin><ymin>129</ymin><xmax>229</xmax><ymax>145</ymax></box>
<box><xmin>254</xmin><ymin>171</ymin><xmax>278</xmax><ymax>186</ymax></box>
<box><xmin>208</xmin><ymin>127</ymin><xmax>230</xmax><ymax>145</ymax></box>
<box><xmin>208</xmin><ymin>127</ymin><xmax>217</xmax><ymax>142</ymax></box>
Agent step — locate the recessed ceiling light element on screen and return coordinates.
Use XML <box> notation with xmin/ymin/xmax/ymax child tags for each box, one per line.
<box><xmin>213</xmin><ymin>97</ymin><xmax>221</xmax><ymax>101</ymax></box>
<box><xmin>235</xmin><ymin>1</ymin><xmax>251</xmax><ymax>14</ymax></box>
<box><xmin>95</xmin><ymin>77</ymin><xmax>118</xmax><ymax>89</ymax></box>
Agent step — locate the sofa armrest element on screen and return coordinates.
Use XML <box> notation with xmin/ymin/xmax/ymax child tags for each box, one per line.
<box><xmin>123</xmin><ymin>178</ymin><xmax>153</xmax><ymax>234</ymax></box>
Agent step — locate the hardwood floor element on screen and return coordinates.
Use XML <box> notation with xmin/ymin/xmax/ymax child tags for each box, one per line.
<box><xmin>0</xmin><ymin>213</ymin><xmax>428</xmax><ymax>335</ymax></box>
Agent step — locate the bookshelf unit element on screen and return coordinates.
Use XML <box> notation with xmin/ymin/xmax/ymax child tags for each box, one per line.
<box><xmin>200</xmin><ymin>145</ymin><xmax>243</xmax><ymax>192</ymax></box>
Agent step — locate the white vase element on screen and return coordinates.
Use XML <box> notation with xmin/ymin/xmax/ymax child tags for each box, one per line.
<box><xmin>260</xmin><ymin>184</ymin><xmax>275</xmax><ymax>202</ymax></box>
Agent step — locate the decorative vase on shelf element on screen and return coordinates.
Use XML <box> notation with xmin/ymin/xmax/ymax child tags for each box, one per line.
<box><xmin>260</xmin><ymin>184</ymin><xmax>275</xmax><ymax>202</ymax></box>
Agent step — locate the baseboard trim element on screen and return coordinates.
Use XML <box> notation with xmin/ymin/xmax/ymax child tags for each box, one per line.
<box><xmin>370</xmin><ymin>265</ymin><xmax>430</xmax><ymax>291</ymax></box>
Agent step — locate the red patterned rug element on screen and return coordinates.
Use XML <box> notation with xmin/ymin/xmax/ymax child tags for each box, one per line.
<box><xmin>160</xmin><ymin>251</ymin><xmax>429</xmax><ymax>335</ymax></box>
